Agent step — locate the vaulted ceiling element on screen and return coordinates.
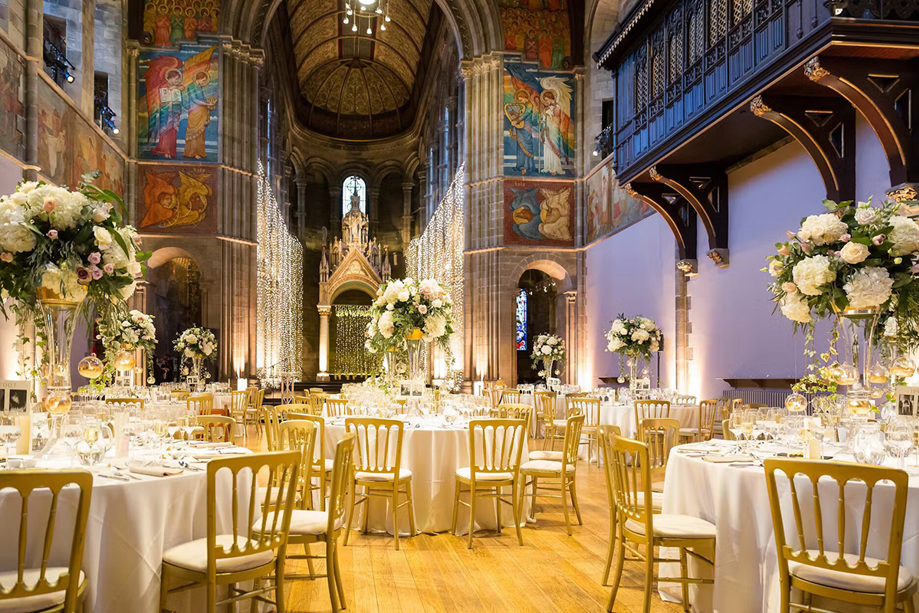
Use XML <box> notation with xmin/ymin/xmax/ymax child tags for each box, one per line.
<box><xmin>285</xmin><ymin>0</ymin><xmax>441</xmax><ymax>140</ymax></box>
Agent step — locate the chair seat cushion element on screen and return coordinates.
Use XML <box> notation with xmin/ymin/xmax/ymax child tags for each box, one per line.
<box><xmin>162</xmin><ymin>535</ymin><xmax>275</xmax><ymax>573</ymax></box>
<box><xmin>551</xmin><ymin>419</ymin><xmax>568</xmax><ymax>428</ymax></box>
<box><xmin>455</xmin><ymin>466</ymin><xmax>513</xmax><ymax>482</ymax></box>
<box><xmin>636</xmin><ymin>490</ymin><xmax>664</xmax><ymax>512</ymax></box>
<box><xmin>354</xmin><ymin>468</ymin><xmax>413</xmax><ymax>482</ymax></box>
<box><xmin>789</xmin><ymin>550</ymin><xmax>915</xmax><ymax>594</ymax></box>
<box><xmin>528</xmin><ymin>450</ymin><xmax>563</xmax><ymax>461</ymax></box>
<box><xmin>0</xmin><ymin>568</ymin><xmax>85</xmax><ymax>613</ymax></box>
<box><xmin>520</xmin><ymin>459</ymin><xmax>575</xmax><ymax>474</ymax></box>
<box><xmin>624</xmin><ymin>514</ymin><xmax>716</xmax><ymax>539</ymax></box>
<box><xmin>258</xmin><ymin>510</ymin><xmax>343</xmax><ymax>536</ymax></box>
<box><xmin>679</xmin><ymin>427</ymin><xmax>698</xmax><ymax>435</ymax></box>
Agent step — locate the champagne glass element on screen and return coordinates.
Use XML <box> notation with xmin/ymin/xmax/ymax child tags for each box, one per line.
<box><xmin>76</xmin><ymin>419</ymin><xmax>105</xmax><ymax>466</ymax></box>
<box><xmin>740</xmin><ymin>410</ymin><xmax>756</xmax><ymax>449</ymax></box>
<box><xmin>730</xmin><ymin>411</ymin><xmax>745</xmax><ymax>446</ymax></box>
<box><xmin>885</xmin><ymin>419</ymin><xmax>913</xmax><ymax>469</ymax></box>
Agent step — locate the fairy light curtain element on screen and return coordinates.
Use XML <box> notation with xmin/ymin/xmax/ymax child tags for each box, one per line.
<box><xmin>407</xmin><ymin>164</ymin><xmax>465</xmax><ymax>381</ymax></box>
<box><xmin>256</xmin><ymin>161</ymin><xmax>304</xmax><ymax>378</ymax></box>
<box><xmin>332</xmin><ymin>305</ymin><xmax>380</xmax><ymax>377</ymax></box>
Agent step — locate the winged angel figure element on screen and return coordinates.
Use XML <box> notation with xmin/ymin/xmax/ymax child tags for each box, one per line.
<box><xmin>143</xmin><ymin>46</ymin><xmax>217</xmax><ymax>159</ymax></box>
<box><xmin>538</xmin><ymin>76</ymin><xmax>572</xmax><ymax>176</ymax></box>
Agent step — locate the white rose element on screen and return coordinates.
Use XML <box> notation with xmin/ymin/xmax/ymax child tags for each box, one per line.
<box><xmin>768</xmin><ymin>260</ymin><xmax>785</xmax><ymax>277</ymax></box>
<box><xmin>780</xmin><ymin>293</ymin><xmax>812</xmax><ymax>323</ymax></box>
<box><xmin>792</xmin><ymin>255</ymin><xmax>836</xmax><ymax>296</ymax></box>
<box><xmin>884</xmin><ymin>317</ymin><xmax>899</xmax><ymax>338</ymax></box>
<box><xmin>888</xmin><ymin>216</ymin><xmax>919</xmax><ymax>255</ymax></box>
<box><xmin>541</xmin><ymin>345</ymin><xmax>551</xmax><ymax>355</ymax></box>
<box><xmin>798</xmin><ymin>213</ymin><xmax>848</xmax><ymax>245</ymax></box>
<box><xmin>93</xmin><ymin>227</ymin><xmax>113</xmax><ymax>247</ymax></box>
<box><xmin>839</xmin><ymin>242</ymin><xmax>870</xmax><ymax>264</ymax></box>
<box><xmin>432</xmin><ymin>299</ymin><xmax>442</xmax><ymax>308</ymax></box>
<box><xmin>184</xmin><ymin>348</ymin><xmax>195</xmax><ymax>358</ymax></box>
<box><xmin>397</xmin><ymin>290</ymin><xmax>410</xmax><ymax>302</ymax></box>
<box><xmin>854</xmin><ymin>208</ymin><xmax>877</xmax><ymax>225</ymax></box>
<box><xmin>378</xmin><ymin>311</ymin><xmax>395</xmax><ymax>338</ymax></box>
<box><xmin>843</xmin><ymin>267</ymin><xmax>894</xmax><ymax>309</ymax></box>
<box><xmin>418</xmin><ymin>305</ymin><xmax>428</xmax><ymax>314</ymax></box>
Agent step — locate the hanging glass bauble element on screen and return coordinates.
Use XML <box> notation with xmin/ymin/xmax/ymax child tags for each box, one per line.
<box><xmin>890</xmin><ymin>356</ymin><xmax>916</xmax><ymax>378</ymax></box>
<box><xmin>77</xmin><ymin>354</ymin><xmax>104</xmax><ymax>379</ymax></box>
<box><xmin>785</xmin><ymin>392</ymin><xmax>807</xmax><ymax>413</ymax></box>
<box><xmin>114</xmin><ymin>350</ymin><xmax>136</xmax><ymax>371</ymax></box>
<box><xmin>836</xmin><ymin>363</ymin><xmax>859</xmax><ymax>386</ymax></box>
<box><xmin>867</xmin><ymin>363</ymin><xmax>889</xmax><ymax>384</ymax></box>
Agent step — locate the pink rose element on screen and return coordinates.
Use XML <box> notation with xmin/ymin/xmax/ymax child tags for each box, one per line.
<box><xmin>88</xmin><ymin>252</ymin><xmax>101</xmax><ymax>264</ymax></box>
<box><xmin>786</xmin><ymin>231</ymin><xmax>797</xmax><ymax>240</ymax></box>
<box><xmin>801</xmin><ymin>243</ymin><xmax>813</xmax><ymax>254</ymax></box>
<box><xmin>840</xmin><ymin>233</ymin><xmax>851</xmax><ymax>242</ymax></box>
<box><xmin>42</xmin><ymin>197</ymin><xmax>55</xmax><ymax>212</ymax></box>
<box><xmin>873</xmin><ymin>234</ymin><xmax>887</xmax><ymax>245</ymax></box>
<box><xmin>90</xmin><ymin>266</ymin><xmax>103</xmax><ymax>280</ymax></box>
<box><xmin>103</xmin><ymin>263</ymin><xmax>114</xmax><ymax>274</ymax></box>
<box><xmin>0</xmin><ymin>252</ymin><xmax>12</xmax><ymax>263</ymax></box>
<box><xmin>46</xmin><ymin>230</ymin><xmax>58</xmax><ymax>240</ymax></box>
<box><xmin>778</xmin><ymin>246</ymin><xmax>790</xmax><ymax>256</ymax></box>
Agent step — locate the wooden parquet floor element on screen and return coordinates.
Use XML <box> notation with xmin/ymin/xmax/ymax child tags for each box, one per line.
<box><xmin>243</xmin><ymin>428</ymin><xmax>683</xmax><ymax>613</ymax></box>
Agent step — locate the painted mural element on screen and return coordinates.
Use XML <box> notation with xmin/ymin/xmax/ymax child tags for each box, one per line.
<box><xmin>504</xmin><ymin>179</ymin><xmax>575</xmax><ymax>247</ymax></box>
<box><xmin>138</xmin><ymin>164</ymin><xmax>218</xmax><ymax>234</ymax></box>
<box><xmin>142</xmin><ymin>0</ymin><xmax>220</xmax><ymax>47</ymax></box>
<box><xmin>503</xmin><ymin>60</ymin><xmax>575</xmax><ymax>178</ymax></box>
<box><xmin>585</xmin><ymin>161</ymin><xmax>652</xmax><ymax>244</ymax></box>
<box><xmin>0</xmin><ymin>39</ymin><xmax>24</xmax><ymax>161</ymax></box>
<box><xmin>499</xmin><ymin>0</ymin><xmax>572</xmax><ymax>70</ymax></box>
<box><xmin>138</xmin><ymin>44</ymin><xmax>219</xmax><ymax>163</ymax></box>
<box><xmin>37</xmin><ymin>79</ymin><xmax>125</xmax><ymax>195</ymax></box>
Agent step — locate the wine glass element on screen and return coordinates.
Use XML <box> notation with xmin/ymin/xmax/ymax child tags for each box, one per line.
<box><xmin>76</xmin><ymin>419</ymin><xmax>106</xmax><ymax>466</ymax></box>
<box><xmin>740</xmin><ymin>410</ymin><xmax>756</xmax><ymax>449</ymax></box>
<box><xmin>885</xmin><ymin>419</ymin><xmax>913</xmax><ymax>469</ymax></box>
<box><xmin>61</xmin><ymin>415</ymin><xmax>84</xmax><ymax>464</ymax></box>
<box><xmin>729</xmin><ymin>411</ymin><xmax>745</xmax><ymax>447</ymax></box>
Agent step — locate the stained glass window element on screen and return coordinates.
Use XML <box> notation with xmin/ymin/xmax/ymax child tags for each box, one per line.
<box><xmin>342</xmin><ymin>176</ymin><xmax>366</xmax><ymax>215</ymax></box>
<box><xmin>516</xmin><ymin>289</ymin><xmax>527</xmax><ymax>351</ymax></box>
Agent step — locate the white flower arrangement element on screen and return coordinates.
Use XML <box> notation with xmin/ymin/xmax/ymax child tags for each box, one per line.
<box><xmin>97</xmin><ymin>310</ymin><xmax>157</xmax><ymax>384</ymax></box>
<box><xmin>604</xmin><ymin>314</ymin><xmax>662</xmax><ymax>359</ymax></box>
<box><xmin>365</xmin><ymin>278</ymin><xmax>455</xmax><ymax>353</ymax></box>
<box><xmin>530</xmin><ymin>333</ymin><xmax>566</xmax><ymax>379</ymax></box>
<box><xmin>173</xmin><ymin>326</ymin><xmax>217</xmax><ymax>379</ymax></box>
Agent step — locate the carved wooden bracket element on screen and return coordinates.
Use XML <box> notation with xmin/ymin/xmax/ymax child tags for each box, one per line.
<box><xmin>648</xmin><ymin>165</ymin><xmax>729</xmax><ymax>264</ymax></box>
<box><xmin>624</xmin><ymin>181</ymin><xmax>698</xmax><ymax>262</ymax></box>
<box><xmin>750</xmin><ymin>94</ymin><xmax>856</xmax><ymax>202</ymax></box>
<box><xmin>804</xmin><ymin>55</ymin><xmax>919</xmax><ymax>192</ymax></box>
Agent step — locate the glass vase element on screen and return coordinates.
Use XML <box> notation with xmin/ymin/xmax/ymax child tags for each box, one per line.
<box><xmin>542</xmin><ymin>358</ymin><xmax>555</xmax><ymax>385</ymax></box>
<box><xmin>405</xmin><ymin>328</ymin><xmax>425</xmax><ymax>381</ymax></box>
<box><xmin>835</xmin><ymin>306</ymin><xmax>881</xmax><ymax>417</ymax></box>
<box><xmin>188</xmin><ymin>355</ymin><xmax>204</xmax><ymax>391</ymax></box>
<box><xmin>35</xmin><ymin>289</ymin><xmax>81</xmax><ymax>455</ymax></box>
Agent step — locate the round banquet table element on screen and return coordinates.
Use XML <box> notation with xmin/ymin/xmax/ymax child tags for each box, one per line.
<box><xmin>324</xmin><ymin>419</ymin><xmax>529</xmax><ymax>535</ymax></box>
<box><xmin>599</xmin><ymin>403</ymin><xmax>699</xmax><ymax>437</ymax></box>
<box><xmin>660</xmin><ymin>442</ymin><xmax>919</xmax><ymax>612</ymax></box>
<box><xmin>0</xmin><ymin>447</ymin><xmax>252</xmax><ymax>613</ymax></box>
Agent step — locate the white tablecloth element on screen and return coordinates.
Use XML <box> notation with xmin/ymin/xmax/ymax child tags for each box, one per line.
<box><xmin>0</xmin><ymin>449</ymin><xmax>251</xmax><ymax>613</ymax></box>
<box><xmin>324</xmin><ymin>420</ymin><xmax>529</xmax><ymax>535</ymax></box>
<box><xmin>599</xmin><ymin>403</ymin><xmax>699</xmax><ymax>437</ymax></box>
<box><xmin>661</xmin><ymin>443</ymin><xmax>919</xmax><ymax>612</ymax></box>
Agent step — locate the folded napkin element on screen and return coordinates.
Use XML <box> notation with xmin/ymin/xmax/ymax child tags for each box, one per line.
<box><xmin>130</xmin><ymin>464</ymin><xmax>184</xmax><ymax>477</ymax></box>
<box><xmin>702</xmin><ymin>454</ymin><xmax>755</xmax><ymax>463</ymax></box>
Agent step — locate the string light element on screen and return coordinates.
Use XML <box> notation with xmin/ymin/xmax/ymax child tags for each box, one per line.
<box><xmin>256</xmin><ymin>161</ymin><xmax>304</xmax><ymax>382</ymax></box>
<box><xmin>333</xmin><ymin>305</ymin><xmax>381</xmax><ymax>377</ymax></box>
<box><xmin>407</xmin><ymin>164</ymin><xmax>465</xmax><ymax>387</ymax></box>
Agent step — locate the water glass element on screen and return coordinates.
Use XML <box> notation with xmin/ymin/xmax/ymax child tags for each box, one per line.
<box><xmin>885</xmin><ymin>419</ymin><xmax>913</xmax><ymax>469</ymax></box>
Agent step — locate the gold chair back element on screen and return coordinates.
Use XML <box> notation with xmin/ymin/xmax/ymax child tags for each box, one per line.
<box><xmin>535</xmin><ymin>392</ymin><xmax>557</xmax><ymax>426</ymax></box>
<box><xmin>562</xmin><ymin>414</ymin><xmax>586</xmax><ymax>467</ymax></box>
<box><xmin>499</xmin><ymin>389</ymin><xmax>522</xmax><ymax>405</ymax></box>
<box><xmin>206</xmin><ymin>451</ymin><xmax>299</xmax><ymax>574</ymax></box>
<box><xmin>597</xmin><ymin>425</ymin><xmax>623</xmax><ymax>512</ymax></box>
<box><xmin>195</xmin><ymin>414</ymin><xmax>235</xmax><ymax>442</ymax></box>
<box><xmin>634</xmin><ymin>399</ymin><xmax>670</xmax><ymax>426</ymax></box>
<box><xmin>568</xmin><ymin>397</ymin><xmax>601</xmax><ymax>427</ymax></box>
<box><xmin>603</xmin><ymin>432</ymin><xmax>655</xmax><ymax>536</ymax></box>
<box><xmin>277</xmin><ymin>403</ymin><xmax>310</xmax><ymax>421</ymax></box>
<box><xmin>229</xmin><ymin>390</ymin><xmax>248</xmax><ymax>420</ymax></box>
<box><xmin>293</xmin><ymin>393</ymin><xmax>310</xmax><ymax>405</ymax></box>
<box><xmin>722</xmin><ymin>419</ymin><xmax>735</xmax><ymax>440</ymax></box>
<box><xmin>106</xmin><ymin>397</ymin><xmax>144</xmax><ymax>411</ymax></box>
<box><xmin>0</xmin><ymin>470</ymin><xmax>92</xmax><ymax>612</ymax></box>
<box><xmin>698</xmin><ymin>399</ymin><xmax>719</xmax><ymax>440</ymax></box>
<box><xmin>170</xmin><ymin>391</ymin><xmax>191</xmax><ymax>402</ymax></box>
<box><xmin>309</xmin><ymin>392</ymin><xmax>328</xmax><ymax>416</ymax></box>
<box><xmin>326</xmin><ymin>398</ymin><xmax>350</xmax><ymax>418</ymax></box>
<box><xmin>346</xmin><ymin>417</ymin><xmax>405</xmax><ymax>478</ymax></box>
<box><xmin>260</xmin><ymin>405</ymin><xmax>285</xmax><ymax>451</ymax></box>
<box><xmin>278</xmin><ymin>420</ymin><xmax>317</xmax><ymax>508</ymax></box>
<box><xmin>674</xmin><ymin>395</ymin><xmax>697</xmax><ymax>405</ymax></box>
<box><xmin>638</xmin><ymin>418</ymin><xmax>680</xmax><ymax>483</ymax></box>
<box><xmin>327</xmin><ymin>433</ymin><xmax>356</xmax><ymax>534</ymax></box>
<box><xmin>467</xmin><ymin>419</ymin><xmax>526</xmax><ymax>478</ymax></box>
<box><xmin>309</xmin><ymin>387</ymin><xmax>323</xmax><ymax>394</ymax></box>
<box><xmin>764</xmin><ymin>458</ymin><xmax>909</xmax><ymax>609</ymax></box>
<box><xmin>188</xmin><ymin>393</ymin><xmax>214</xmax><ymax>415</ymax></box>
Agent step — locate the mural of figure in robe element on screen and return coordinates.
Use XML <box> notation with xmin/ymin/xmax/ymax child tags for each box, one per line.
<box><xmin>538</xmin><ymin>77</ymin><xmax>572</xmax><ymax>176</ymax></box>
<box><xmin>138</xmin><ymin>166</ymin><xmax>218</xmax><ymax>234</ymax></box>
<box><xmin>504</xmin><ymin>91</ymin><xmax>538</xmax><ymax>175</ymax></box>
<box><xmin>183</xmin><ymin>71</ymin><xmax>217</xmax><ymax>159</ymax></box>
<box><xmin>504</xmin><ymin>179</ymin><xmax>574</xmax><ymax>246</ymax></box>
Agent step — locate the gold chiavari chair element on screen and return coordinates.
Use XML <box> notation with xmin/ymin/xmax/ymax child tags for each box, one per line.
<box><xmin>293</xmin><ymin>393</ymin><xmax>310</xmax><ymax>405</ymax></box>
<box><xmin>486</xmin><ymin>387</ymin><xmax>503</xmax><ymax>411</ymax></box>
<box><xmin>106</xmin><ymin>397</ymin><xmax>144</xmax><ymax>411</ymax></box>
<box><xmin>194</xmin><ymin>414</ymin><xmax>235</xmax><ymax>442</ymax></box>
<box><xmin>309</xmin><ymin>392</ymin><xmax>329</xmax><ymax>416</ymax></box>
<box><xmin>0</xmin><ymin>470</ymin><xmax>93</xmax><ymax>613</ymax></box>
<box><xmin>674</xmin><ymin>395</ymin><xmax>697</xmax><ymax>406</ymax></box>
<box><xmin>500</xmin><ymin>388</ymin><xmax>522</xmax><ymax>405</ymax></box>
<box><xmin>160</xmin><ymin>451</ymin><xmax>300</xmax><ymax>613</ymax></box>
<box><xmin>743</xmin><ymin>403</ymin><xmax>768</xmax><ymax>410</ymax></box>
<box><xmin>638</xmin><ymin>417</ymin><xmax>680</xmax><ymax>493</ymax></box>
<box><xmin>309</xmin><ymin>387</ymin><xmax>323</xmax><ymax>395</ymax></box>
<box><xmin>263</xmin><ymin>420</ymin><xmax>317</xmax><ymax>513</ymax></box>
<box><xmin>569</xmin><ymin>396</ymin><xmax>601</xmax><ymax>463</ymax></box>
<box><xmin>229</xmin><ymin>390</ymin><xmax>249</xmax><ymax>440</ymax></box>
<box><xmin>680</xmin><ymin>399</ymin><xmax>719</xmax><ymax>443</ymax></box>
<box><xmin>534</xmin><ymin>390</ymin><xmax>559</xmax><ymax>444</ymax></box>
<box><xmin>343</xmin><ymin>417</ymin><xmax>417</xmax><ymax>550</ymax></box>
<box><xmin>635</xmin><ymin>399</ymin><xmax>671</xmax><ymax>431</ymax></box>
<box><xmin>325</xmin><ymin>398</ymin><xmax>350</xmax><ymax>418</ymax></box>
<box><xmin>604</xmin><ymin>432</ymin><xmax>715</xmax><ymax>613</ymax></box>
<box><xmin>502</xmin><ymin>403</ymin><xmax>533</xmax><ymax>433</ymax></box>
<box><xmin>244</xmin><ymin>387</ymin><xmax>262</xmax><ymax>434</ymax></box>
<box><xmin>287</xmin><ymin>413</ymin><xmax>332</xmax><ymax>511</ymax></box>
<box><xmin>260</xmin><ymin>405</ymin><xmax>285</xmax><ymax>451</ymax></box>
<box><xmin>452</xmin><ymin>418</ymin><xmax>527</xmax><ymax>549</ymax></box>
<box><xmin>188</xmin><ymin>394</ymin><xmax>215</xmax><ymax>416</ymax></box>
<box><xmin>764</xmin><ymin>458</ymin><xmax>917</xmax><ymax>613</ymax></box>
<box><xmin>171</xmin><ymin>390</ymin><xmax>191</xmax><ymax>402</ymax></box>
<box><xmin>274</xmin><ymin>432</ymin><xmax>355</xmax><ymax>612</ymax></box>
<box><xmin>277</xmin><ymin>403</ymin><xmax>310</xmax><ymax>422</ymax></box>
<box><xmin>519</xmin><ymin>414</ymin><xmax>584</xmax><ymax>535</ymax></box>
<box><xmin>722</xmin><ymin>419</ymin><xmax>735</xmax><ymax>441</ymax></box>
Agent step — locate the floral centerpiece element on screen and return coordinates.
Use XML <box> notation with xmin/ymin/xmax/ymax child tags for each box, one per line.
<box><xmin>531</xmin><ymin>333</ymin><xmax>566</xmax><ymax>383</ymax></box>
<box><xmin>173</xmin><ymin>326</ymin><xmax>217</xmax><ymax>385</ymax></box>
<box><xmin>0</xmin><ymin>175</ymin><xmax>146</xmax><ymax>414</ymax></box>
<box><xmin>98</xmin><ymin>310</ymin><xmax>157</xmax><ymax>385</ymax></box>
<box><xmin>766</xmin><ymin>197</ymin><xmax>919</xmax><ymax>408</ymax></box>
<box><xmin>365</xmin><ymin>277</ymin><xmax>455</xmax><ymax>380</ymax></box>
<box><xmin>605</xmin><ymin>315</ymin><xmax>662</xmax><ymax>387</ymax></box>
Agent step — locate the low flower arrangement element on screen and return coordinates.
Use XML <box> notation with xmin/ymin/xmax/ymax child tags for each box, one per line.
<box><xmin>98</xmin><ymin>310</ymin><xmax>157</xmax><ymax>384</ymax></box>
<box><xmin>531</xmin><ymin>333</ymin><xmax>566</xmax><ymax>379</ymax></box>
<box><xmin>605</xmin><ymin>315</ymin><xmax>662</xmax><ymax>359</ymax></box>
<box><xmin>365</xmin><ymin>277</ymin><xmax>455</xmax><ymax>353</ymax></box>
<box><xmin>173</xmin><ymin>326</ymin><xmax>217</xmax><ymax>378</ymax></box>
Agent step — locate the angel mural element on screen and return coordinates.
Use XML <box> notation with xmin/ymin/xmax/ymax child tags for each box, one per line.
<box><xmin>538</xmin><ymin>76</ymin><xmax>572</xmax><ymax>176</ymax></box>
<box><xmin>139</xmin><ymin>167</ymin><xmax>217</xmax><ymax>233</ymax></box>
<box><xmin>505</xmin><ymin>180</ymin><xmax>574</xmax><ymax>246</ymax></box>
<box><xmin>139</xmin><ymin>45</ymin><xmax>218</xmax><ymax>162</ymax></box>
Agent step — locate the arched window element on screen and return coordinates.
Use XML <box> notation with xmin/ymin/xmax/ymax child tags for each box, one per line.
<box><xmin>516</xmin><ymin>289</ymin><xmax>528</xmax><ymax>351</ymax></box>
<box><xmin>342</xmin><ymin>176</ymin><xmax>366</xmax><ymax>215</ymax></box>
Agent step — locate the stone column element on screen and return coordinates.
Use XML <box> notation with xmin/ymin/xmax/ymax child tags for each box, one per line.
<box><xmin>317</xmin><ymin>305</ymin><xmax>331</xmax><ymax>381</ymax></box>
<box><xmin>674</xmin><ymin>263</ymin><xmax>691</xmax><ymax>391</ymax></box>
<box><xmin>296</xmin><ymin>177</ymin><xmax>307</xmax><ymax>242</ymax></box>
<box><xmin>22</xmin><ymin>0</ymin><xmax>42</xmax><ymax>181</ymax></box>
<box><xmin>564</xmin><ymin>290</ymin><xmax>577</xmax><ymax>384</ymax></box>
<box><xmin>367</xmin><ymin>186</ymin><xmax>380</xmax><ymax>234</ymax></box>
<box><xmin>401</xmin><ymin>182</ymin><xmax>413</xmax><ymax>246</ymax></box>
<box><xmin>329</xmin><ymin>186</ymin><xmax>342</xmax><ymax>236</ymax></box>
<box><xmin>416</xmin><ymin>172</ymin><xmax>427</xmax><ymax>236</ymax></box>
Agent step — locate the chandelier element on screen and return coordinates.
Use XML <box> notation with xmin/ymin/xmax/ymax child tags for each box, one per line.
<box><xmin>343</xmin><ymin>0</ymin><xmax>391</xmax><ymax>34</ymax></box>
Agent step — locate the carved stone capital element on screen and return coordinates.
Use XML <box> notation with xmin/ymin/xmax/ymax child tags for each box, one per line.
<box><xmin>317</xmin><ymin>305</ymin><xmax>332</xmax><ymax>316</ymax></box>
<box><xmin>648</xmin><ymin>166</ymin><xmax>663</xmax><ymax>182</ymax></box>
<box><xmin>707</xmin><ymin>248</ymin><xmax>730</xmax><ymax>267</ymax></box>
<box><xmin>888</xmin><ymin>183</ymin><xmax>919</xmax><ymax>203</ymax></box>
<box><xmin>804</xmin><ymin>57</ymin><xmax>830</xmax><ymax>82</ymax></box>
<box><xmin>676</xmin><ymin>259</ymin><xmax>698</xmax><ymax>277</ymax></box>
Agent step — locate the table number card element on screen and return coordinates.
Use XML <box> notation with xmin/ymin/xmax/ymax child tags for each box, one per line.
<box><xmin>895</xmin><ymin>385</ymin><xmax>919</xmax><ymax>417</ymax></box>
<box><xmin>399</xmin><ymin>380</ymin><xmax>425</xmax><ymax>397</ymax></box>
<box><xmin>0</xmin><ymin>380</ymin><xmax>31</xmax><ymax>414</ymax></box>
